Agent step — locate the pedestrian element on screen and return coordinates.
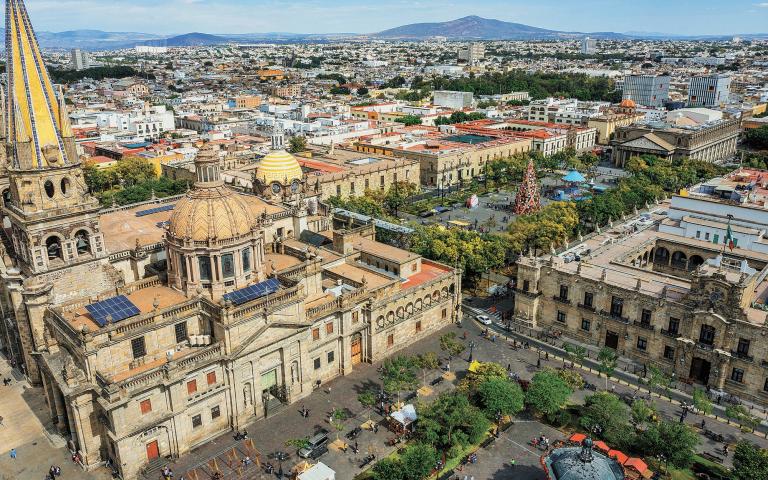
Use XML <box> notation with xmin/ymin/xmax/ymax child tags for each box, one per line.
<box><xmin>506</xmin><ymin>363</ymin><xmax>511</xmax><ymax>372</ymax></box>
<box><xmin>701</xmin><ymin>419</ymin><xmax>706</xmax><ymax>429</ymax></box>
<box><xmin>537</xmin><ymin>358</ymin><xmax>541</xmax><ymax>368</ymax></box>
<box><xmin>9</xmin><ymin>448</ymin><xmax>16</xmax><ymax>459</ymax></box>
<box><xmin>545</xmin><ymin>352</ymin><xmax>549</xmax><ymax>361</ymax></box>
<box><xmin>510</xmin><ymin>458</ymin><xmax>516</xmax><ymax>467</ymax></box>
<box><xmin>54</xmin><ymin>466</ymin><xmax>61</xmax><ymax>476</ymax></box>
<box><xmin>374</xmin><ymin>423</ymin><xmax>379</xmax><ymax>434</ymax></box>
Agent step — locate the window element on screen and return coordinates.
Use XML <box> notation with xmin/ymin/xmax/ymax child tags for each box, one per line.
<box><xmin>326</xmin><ymin>322</ymin><xmax>334</xmax><ymax>335</ymax></box>
<box><xmin>705</xmin><ymin>232</ymin><xmax>710</xmax><ymax>240</ymax></box>
<box><xmin>663</xmin><ymin>345</ymin><xmax>675</xmax><ymax>360</ymax></box>
<box><xmin>336</xmin><ymin>185</ymin><xmax>341</xmax><ymax>196</ymax></box>
<box><xmin>713</xmin><ymin>234</ymin><xmax>719</xmax><ymax>244</ymax></box>
<box><xmin>199</xmin><ymin>256</ymin><xmax>212</xmax><ymax>281</ymax></box>
<box><xmin>415</xmin><ymin>321</ymin><xmax>422</xmax><ymax>333</ymax></box>
<box><xmin>313</xmin><ymin>358</ymin><xmax>321</xmax><ymax>370</ymax></box>
<box><xmin>699</xmin><ymin>325</ymin><xmax>716</xmax><ymax>346</ymax></box>
<box><xmin>731</xmin><ymin>368</ymin><xmax>744</xmax><ymax>383</ymax></box>
<box><xmin>581</xmin><ymin>319</ymin><xmax>590</xmax><ymax>331</ymax></box>
<box><xmin>187</xmin><ymin>379</ymin><xmax>197</xmax><ymax>394</ymax></box>
<box><xmin>192</xmin><ymin>414</ymin><xmax>202</xmax><ymax>429</ymax></box>
<box><xmin>387</xmin><ymin>334</ymin><xmax>394</xmax><ymax>347</ymax></box>
<box><xmin>140</xmin><ymin>399</ymin><xmax>152</xmax><ymax>414</ymax></box>
<box><xmin>641</xmin><ymin>309</ymin><xmax>652</xmax><ymax>325</ymax></box>
<box><xmin>312</xmin><ymin>328</ymin><xmax>320</xmax><ymax>341</ymax></box>
<box><xmin>636</xmin><ymin>337</ymin><xmax>648</xmax><ymax>351</ymax></box>
<box><xmin>207</xmin><ymin>371</ymin><xmax>217</xmax><ymax>385</ymax></box>
<box><xmin>131</xmin><ymin>337</ymin><xmax>146</xmax><ymax>359</ymax></box>
<box><xmin>610</xmin><ymin>296</ymin><xmax>624</xmax><ymax>318</ymax></box>
<box><xmin>667</xmin><ymin>317</ymin><xmax>679</xmax><ymax>335</ymax></box>
<box><xmin>352</xmin><ymin>311</ymin><xmax>359</xmax><ymax>323</ymax></box>
<box><xmin>523</xmin><ymin>280</ymin><xmax>530</xmax><ymax>292</ymax></box>
<box><xmin>350</xmin><ymin>182</ymin><xmax>355</xmax><ymax>194</ymax></box>
<box><xmin>242</xmin><ymin>248</ymin><xmax>251</xmax><ymax>272</ymax></box>
<box><xmin>556</xmin><ymin>311</ymin><xmax>567</xmax><ymax>323</ymax></box>
<box><xmin>764</xmin><ymin>378</ymin><xmax>768</xmax><ymax>393</ymax></box>
<box><xmin>737</xmin><ymin>338</ymin><xmax>751</xmax><ymax>356</ymax></box>
<box><xmin>174</xmin><ymin>322</ymin><xmax>188</xmax><ymax>343</ymax></box>
<box><xmin>221</xmin><ymin>253</ymin><xmax>235</xmax><ymax>278</ymax></box>
<box><xmin>442</xmin><ymin>308</ymin><xmax>447</xmax><ymax>319</ymax></box>
<box><xmin>211</xmin><ymin>405</ymin><xmax>220</xmax><ymax>419</ymax></box>
<box><xmin>695</xmin><ymin>231</ymin><xmax>700</xmax><ymax>239</ymax></box>
<box><xmin>583</xmin><ymin>292</ymin><xmax>593</xmax><ymax>308</ymax></box>
<box><xmin>559</xmin><ymin>285</ymin><xmax>569</xmax><ymax>300</ymax></box>
<box><xmin>327</xmin><ymin>351</ymin><xmax>335</xmax><ymax>363</ymax></box>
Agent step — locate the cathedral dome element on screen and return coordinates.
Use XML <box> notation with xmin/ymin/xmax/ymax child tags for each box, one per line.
<box><xmin>619</xmin><ymin>98</ymin><xmax>636</xmax><ymax>109</ymax></box>
<box><xmin>257</xmin><ymin>149</ymin><xmax>303</xmax><ymax>185</ymax></box>
<box><xmin>167</xmin><ymin>144</ymin><xmax>256</xmax><ymax>242</ymax></box>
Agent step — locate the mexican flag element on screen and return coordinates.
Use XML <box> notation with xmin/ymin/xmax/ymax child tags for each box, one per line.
<box><xmin>725</xmin><ymin>224</ymin><xmax>735</xmax><ymax>251</ymax></box>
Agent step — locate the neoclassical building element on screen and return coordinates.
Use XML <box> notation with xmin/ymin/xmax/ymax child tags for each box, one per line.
<box><xmin>0</xmin><ymin>3</ymin><xmax>461</xmax><ymax>479</ymax></box>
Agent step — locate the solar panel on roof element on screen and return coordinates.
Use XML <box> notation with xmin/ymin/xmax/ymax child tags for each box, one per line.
<box><xmin>135</xmin><ymin>204</ymin><xmax>175</xmax><ymax>217</ymax></box>
<box><xmin>85</xmin><ymin>294</ymin><xmax>141</xmax><ymax>327</ymax></box>
<box><xmin>222</xmin><ymin>278</ymin><xmax>281</xmax><ymax>306</ymax></box>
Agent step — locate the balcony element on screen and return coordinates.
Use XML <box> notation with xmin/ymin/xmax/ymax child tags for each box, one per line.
<box><xmin>577</xmin><ymin>303</ymin><xmax>595</xmax><ymax>312</ymax></box>
<box><xmin>600</xmin><ymin>309</ymin><xmax>629</xmax><ymax>324</ymax></box>
<box><xmin>731</xmin><ymin>350</ymin><xmax>754</xmax><ymax>363</ymax></box>
<box><xmin>660</xmin><ymin>329</ymin><xmax>679</xmax><ymax>338</ymax></box>
<box><xmin>513</xmin><ymin>287</ymin><xmax>541</xmax><ymax>299</ymax></box>
<box><xmin>696</xmin><ymin>342</ymin><xmax>715</xmax><ymax>352</ymax></box>
<box><xmin>633</xmin><ymin>320</ymin><xmax>655</xmax><ymax>332</ymax></box>
<box><xmin>553</xmin><ymin>295</ymin><xmax>571</xmax><ymax>305</ymax></box>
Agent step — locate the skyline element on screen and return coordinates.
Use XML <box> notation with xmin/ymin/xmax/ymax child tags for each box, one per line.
<box><xmin>20</xmin><ymin>0</ymin><xmax>768</xmax><ymax>37</ymax></box>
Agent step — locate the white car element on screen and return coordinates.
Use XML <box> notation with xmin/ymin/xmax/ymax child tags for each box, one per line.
<box><xmin>476</xmin><ymin>314</ymin><xmax>492</xmax><ymax>325</ymax></box>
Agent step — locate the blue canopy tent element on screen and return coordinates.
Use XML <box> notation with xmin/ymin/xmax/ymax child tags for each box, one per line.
<box><xmin>562</xmin><ymin>169</ymin><xmax>586</xmax><ymax>184</ymax></box>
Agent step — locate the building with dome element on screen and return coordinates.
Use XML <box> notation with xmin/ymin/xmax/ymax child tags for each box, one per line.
<box><xmin>0</xmin><ymin>3</ymin><xmax>462</xmax><ymax>479</ymax></box>
<box><xmin>542</xmin><ymin>439</ymin><xmax>626</xmax><ymax>480</ymax></box>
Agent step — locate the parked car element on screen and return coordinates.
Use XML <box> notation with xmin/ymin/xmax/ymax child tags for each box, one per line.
<box><xmin>298</xmin><ymin>429</ymin><xmax>329</xmax><ymax>459</ymax></box>
<box><xmin>476</xmin><ymin>314</ymin><xmax>492</xmax><ymax>325</ymax></box>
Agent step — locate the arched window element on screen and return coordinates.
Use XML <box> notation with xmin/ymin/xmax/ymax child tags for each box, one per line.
<box><xmin>45</xmin><ymin>236</ymin><xmax>62</xmax><ymax>260</ymax></box>
<box><xmin>60</xmin><ymin>177</ymin><xmax>70</xmax><ymax>196</ymax></box>
<box><xmin>671</xmin><ymin>251</ymin><xmax>688</xmax><ymax>269</ymax></box>
<box><xmin>44</xmin><ymin>180</ymin><xmax>55</xmax><ymax>198</ymax></box>
<box><xmin>75</xmin><ymin>230</ymin><xmax>90</xmax><ymax>255</ymax></box>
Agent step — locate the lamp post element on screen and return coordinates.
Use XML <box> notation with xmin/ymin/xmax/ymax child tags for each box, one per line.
<box><xmin>274</xmin><ymin>451</ymin><xmax>289</xmax><ymax>479</ymax></box>
<box><xmin>468</xmin><ymin>340</ymin><xmax>476</xmax><ymax>362</ymax></box>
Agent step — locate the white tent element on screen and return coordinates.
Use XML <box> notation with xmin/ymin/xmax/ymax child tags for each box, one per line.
<box><xmin>298</xmin><ymin>462</ymin><xmax>335</xmax><ymax>480</ymax></box>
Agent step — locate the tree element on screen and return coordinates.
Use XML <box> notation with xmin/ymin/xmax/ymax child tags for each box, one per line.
<box><xmin>115</xmin><ymin>157</ymin><xmax>157</xmax><ymax>187</ymax></box>
<box><xmin>477</xmin><ymin>377</ymin><xmax>524</xmax><ymax>420</ymax></box>
<box><xmin>726</xmin><ymin>404</ymin><xmax>761</xmax><ymax>431</ymax></box>
<box><xmin>372</xmin><ymin>458</ymin><xmax>406</xmax><ymax>480</ymax></box>
<box><xmin>630</xmin><ymin>399</ymin><xmax>658</xmax><ymax>428</ymax></box>
<box><xmin>288</xmin><ymin>135</ymin><xmax>307</xmax><ymax>153</ymax></box>
<box><xmin>597</xmin><ymin>347</ymin><xmax>618</xmax><ymax>389</ymax></box>
<box><xmin>692</xmin><ymin>388</ymin><xmax>713</xmax><ymax>416</ymax></box>
<box><xmin>400</xmin><ymin>443</ymin><xmax>438</xmax><ymax>480</ymax></box>
<box><xmin>357</xmin><ymin>87</ymin><xmax>369</xmax><ymax>96</ymax></box>
<box><xmin>555</xmin><ymin>368</ymin><xmax>585</xmax><ymax>391</ymax></box>
<box><xmin>744</xmin><ymin>125</ymin><xmax>768</xmax><ymax>150</ymax></box>
<box><xmin>330</xmin><ymin>86</ymin><xmax>351</xmax><ymax>95</ymax></box>
<box><xmin>636</xmin><ymin>421</ymin><xmax>699</xmax><ymax>469</ymax></box>
<box><xmin>732</xmin><ymin>441</ymin><xmax>768</xmax><ymax>480</ymax></box>
<box><xmin>439</xmin><ymin>332</ymin><xmax>465</xmax><ymax>361</ymax></box>
<box><xmin>284</xmin><ymin>437</ymin><xmax>310</xmax><ymax>449</ymax></box>
<box><xmin>415</xmin><ymin>352</ymin><xmax>439</xmax><ymax>386</ymax></box>
<box><xmin>563</xmin><ymin>343</ymin><xmax>586</xmax><ymax>368</ymax></box>
<box><xmin>580</xmin><ymin>392</ymin><xmax>634</xmax><ymax>450</ymax></box>
<box><xmin>383</xmin><ymin>181</ymin><xmax>419</xmax><ymax>216</ymax></box>
<box><xmin>418</xmin><ymin>392</ymin><xmax>490</xmax><ymax>454</ymax></box>
<box><xmin>394</xmin><ymin>114</ymin><xmax>423</xmax><ymax>126</ymax></box>
<box><xmin>358</xmin><ymin>391</ymin><xmax>376</xmax><ymax>419</ymax></box>
<box><xmin>645</xmin><ymin>365</ymin><xmax>672</xmax><ymax>396</ymax></box>
<box><xmin>525</xmin><ymin>370</ymin><xmax>572</xmax><ymax>418</ymax></box>
<box><xmin>380</xmin><ymin>355</ymin><xmax>418</xmax><ymax>403</ymax></box>
<box><xmin>330</xmin><ymin>408</ymin><xmax>347</xmax><ymax>440</ymax></box>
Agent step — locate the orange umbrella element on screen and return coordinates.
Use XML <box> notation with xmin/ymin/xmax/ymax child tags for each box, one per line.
<box><xmin>593</xmin><ymin>441</ymin><xmax>611</xmax><ymax>453</ymax></box>
<box><xmin>569</xmin><ymin>433</ymin><xmax>586</xmax><ymax>443</ymax></box>
<box><xmin>608</xmin><ymin>450</ymin><xmax>629</xmax><ymax>464</ymax></box>
<box><xmin>624</xmin><ymin>458</ymin><xmax>649</xmax><ymax>474</ymax></box>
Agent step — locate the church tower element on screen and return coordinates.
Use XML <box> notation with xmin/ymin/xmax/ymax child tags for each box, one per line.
<box><xmin>3</xmin><ymin>0</ymin><xmax>105</xmax><ymax>274</ymax></box>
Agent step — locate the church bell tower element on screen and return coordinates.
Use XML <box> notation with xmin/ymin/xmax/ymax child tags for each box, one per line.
<box><xmin>3</xmin><ymin>0</ymin><xmax>105</xmax><ymax>273</ymax></box>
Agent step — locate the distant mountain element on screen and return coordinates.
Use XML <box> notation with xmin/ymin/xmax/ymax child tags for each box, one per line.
<box><xmin>7</xmin><ymin>29</ymin><xmax>165</xmax><ymax>49</ymax></box>
<box><xmin>373</xmin><ymin>15</ymin><xmax>627</xmax><ymax>40</ymax></box>
<box><xmin>143</xmin><ymin>32</ymin><xmax>229</xmax><ymax>47</ymax></box>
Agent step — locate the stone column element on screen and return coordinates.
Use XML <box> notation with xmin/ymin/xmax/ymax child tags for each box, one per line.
<box><xmin>52</xmin><ymin>386</ymin><xmax>68</xmax><ymax>434</ymax></box>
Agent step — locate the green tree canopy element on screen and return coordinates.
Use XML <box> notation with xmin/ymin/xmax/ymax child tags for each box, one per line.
<box><xmin>394</xmin><ymin>114</ymin><xmax>423</xmax><ymax>126</ymax></box>
<box><xmin>288</xmin><ymin>135</ymin><xmax>307</xmax><ymax>153</ymax></box>
<box><xmin>418</xmin><ymin>392</ymin><xmax>490</xmax><ymax>454</ymax></box>
<box><xmin>732</xmin><ymin>441</ymin><xmax>768</xmax><ymax>480</ymax></box>
<box><xmin>438</xmin><ymin>332</ymin><xmax>465</xmax><ymax>360</ymax></box>
<box><xmin>477</xmin><ymin>377</ymin><xmax>524</xmax><ymax>420</ymax></box>
<box><xmin>380</xmin><ymin>355</ymin><xmax>418</xmax><ymax>403</ymax></box>
<box><xmin>580</xmin><ymin>392</ymin><xmax>634</xmax><ymax>450</ymax></box>
<box><xmin>525</xmin><ymin>370</ymin><xmax>572</xmax><ymax>417</ymax></box>
<box><xmin>636</xmin><ymin>421</ymin><xmax>699</xmax><ymax>469</ymax></box>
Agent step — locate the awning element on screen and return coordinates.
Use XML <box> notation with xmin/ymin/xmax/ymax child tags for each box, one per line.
<box><xmin>390</xmin><ymin>404</ymin><xmax>417</xmax><ymax>425</ymax></box>
<box><xmin>624</xmin><ymin>458</ymin><xmax>648</xmax><ymax>474</ymax></box>
<box><xmin>593</xmin><ymin>440</ymin><xmax>610</xmax><ymax>453</ymax></box>
<box><xmin>608</xmin><ymin>449</ymin><xmax>629</xmax><ymax>464</ymax></box>
<box><xmin>562</xmin><ymin>169</ymin><xmax>586</xmax><ymax>183</ymax></box>
<box><xmin>569</xmin><ymin>433</ymin><xmax>586</xmax><ymax>443</ymax></box>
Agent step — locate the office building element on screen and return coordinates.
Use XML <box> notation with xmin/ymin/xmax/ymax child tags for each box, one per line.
<box><xmin>70</xmin><ymin>48</ymin><xmax>90</xmax><ymax>71</ymax></box>
<box><xmin>688</xmin><ymin>74</ymin><xmax>732</xmax><ymax>108</ymax></box>
<box><xmin>622</xmin><ymin>74</ymin><xmax>670</xmax><ymax>108</ymax></box>
<box><xmin>580</xmin><ymin>37</ymin><xmax>597</xmax><ymax>55</ymax></box>
<box><xmin>458</xmin><ymin>43</ymin><xmax>485</xmax><ymax>65</ymax></box>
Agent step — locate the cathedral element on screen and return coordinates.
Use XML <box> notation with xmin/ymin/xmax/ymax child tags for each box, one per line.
<box><xmin>0</xmin><ymin>2</ymin><xmax>461</xmax><ymax>478</ymax></box>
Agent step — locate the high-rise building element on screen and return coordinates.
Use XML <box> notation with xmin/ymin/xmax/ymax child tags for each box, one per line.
<box><xmin>458</xmin><ymin>43</ymin><xmax>485</xmax><ymax>65</ymax></box>
<box><xmin>70</xmin><ymin>48</ymin><xmax>90</xmax><ymax>71</ymax></box>
<box><xmin>688</xmin><ymin>74</ymin><xmax>731</xmax><ymax>107</ymax></box>
<box><xmin>580</xmin><ymin>37</ymin><xmax>597</xmax><ymax>55</ymax></box>
<box><xmin>621</xmin><ymin>74</ymin><xmax>670</xmax><ymax>108</ymax></box>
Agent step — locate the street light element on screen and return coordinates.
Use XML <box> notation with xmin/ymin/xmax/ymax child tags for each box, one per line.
<box><xmin>468</xmin><ymin>340</ymin><xmax>475</xmax><ymax>362</ymax></box>
<box><xmin>274</xmin><ymin>451</ymin><xmax>289</xmax><ymax>479</ymax></box>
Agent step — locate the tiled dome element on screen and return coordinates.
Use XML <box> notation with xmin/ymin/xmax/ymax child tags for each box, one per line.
<box><xmin>168</xmin><ymin>186</ymin><xmax>255</xmax><ymax>242</ymax></box>
<box><xmin>257</xmin><ymin>149</ymin><xmax>303</xmax><ymax>185</ymax></box>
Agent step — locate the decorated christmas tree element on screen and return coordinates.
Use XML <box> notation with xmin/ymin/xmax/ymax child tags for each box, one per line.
<box><xmin>512</xmin><ymin>159</ymin><xmax>541</xmax><ymax>215</ymax></box>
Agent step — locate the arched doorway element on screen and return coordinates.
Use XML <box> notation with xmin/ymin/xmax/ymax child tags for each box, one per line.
<box><xmin>671</xmin><ymin>251</ymin><xmax>688</xmax><ymax>269</ymax></box>
<box><xmin>689</xmin><ymin>255</ymin><xmax>705</xmax><ymax>271</ymax></box>
<box><xmin>654</xmin><ymin>247</ymin><xmax>669</xmax><ymax>264</ymax></box>
<box><xmin>351</xmin><ymin>333</ymin><xmax>362</xmax><ymax>365</ymax></box>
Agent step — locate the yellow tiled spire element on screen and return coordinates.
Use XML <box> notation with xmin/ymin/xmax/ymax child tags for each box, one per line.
<box><xmin>5</xmin><ymin>0</ymin><xmax>72</xmax><ymax>169</ymax></box>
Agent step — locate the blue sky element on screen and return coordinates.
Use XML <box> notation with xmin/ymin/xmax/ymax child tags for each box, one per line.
<box><xmin>21</xmin><ymin>0</ymin><xmax>768</xmax><ymax>35</ymax></box>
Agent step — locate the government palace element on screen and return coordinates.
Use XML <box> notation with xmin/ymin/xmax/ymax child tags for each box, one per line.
<box><xmin>0</xmin><ymin>2</ymin><xmax>461</xmax><ymax>478</ymax></box>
